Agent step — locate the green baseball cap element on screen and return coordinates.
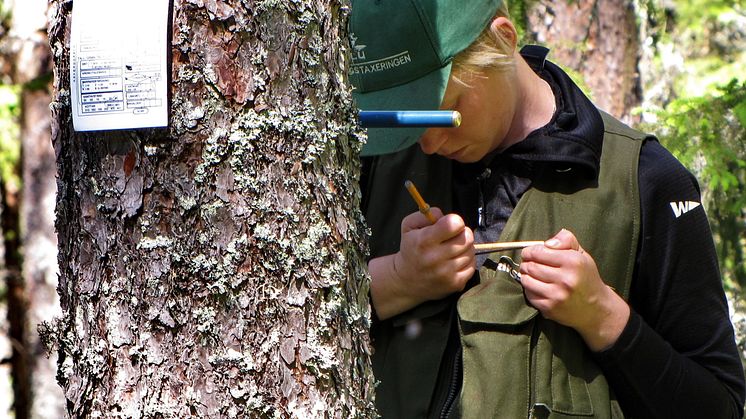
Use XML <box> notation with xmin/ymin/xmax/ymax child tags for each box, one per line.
<box><xmin>350</xmin><ymin>0</ymin><xmax>504</xmax><ymax>156</ymax></box>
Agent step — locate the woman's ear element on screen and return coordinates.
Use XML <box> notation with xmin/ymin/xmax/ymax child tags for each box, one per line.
<box><xmin>489</xmin><ymin>16</ymin><xmax>518</xmax><ymax>50</ymax></box>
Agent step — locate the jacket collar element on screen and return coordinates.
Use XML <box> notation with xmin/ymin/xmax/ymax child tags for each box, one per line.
<box><xmin>482</xmin><ymin>51</ymin><xmax>604</xmax><ymax>180</ymax></box>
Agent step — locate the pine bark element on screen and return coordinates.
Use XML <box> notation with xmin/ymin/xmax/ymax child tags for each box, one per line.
<box><xmin>525</xmin><ymin>0</ymin><xmax>642</xmax><ymax>123</ymax></box>
<box><xmin>47</xmin><ymin>0</ymin><xmax>375</xmax><ymax>417</ymax></box>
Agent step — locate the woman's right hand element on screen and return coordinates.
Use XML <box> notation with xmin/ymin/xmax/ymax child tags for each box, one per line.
<box><xmin>369</xmin><ymin>207</ymin><xmax>476</xmax><ymax>320</ymax></box>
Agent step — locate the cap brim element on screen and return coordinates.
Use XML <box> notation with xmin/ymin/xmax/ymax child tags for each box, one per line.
<box><xmin>354</xmin><ymin>63</ymin><xmax>452</xmax><ymax>156</ymax></box>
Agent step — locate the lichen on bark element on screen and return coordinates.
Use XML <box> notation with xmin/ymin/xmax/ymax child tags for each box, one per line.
<box><xmin>48</xmin><ymin>0</ymin><xmax>376</xmax><ymax>417</ymax></box>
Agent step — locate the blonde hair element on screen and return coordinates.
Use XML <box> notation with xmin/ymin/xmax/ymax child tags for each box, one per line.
<box><xmin>451</xmin><ymin>2</ymin><xmax>515</xmax><ymax>83</ymax></box>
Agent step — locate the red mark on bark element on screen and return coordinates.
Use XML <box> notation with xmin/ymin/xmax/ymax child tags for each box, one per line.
<box><xmin>124</xmin><ymin>150</ymin><xmax>136</xmax><ymax>177</ymax></box>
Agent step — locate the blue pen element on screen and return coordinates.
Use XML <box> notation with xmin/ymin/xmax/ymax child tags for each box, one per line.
<box><xmin>359</xmin><ymin>110</ymin><xmax>462</xmax><ymax>128</ymax></box>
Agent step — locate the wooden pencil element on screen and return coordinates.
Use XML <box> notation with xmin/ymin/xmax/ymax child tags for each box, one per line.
<box><xmin>473</xmin><ymin>240</ymin><xmax>545</xmax><ymax>253</ymax></box>
<box><xmin>404</xmin><ymin>180</ymin><xmax>438</xmax><ymax>224</ymax></box>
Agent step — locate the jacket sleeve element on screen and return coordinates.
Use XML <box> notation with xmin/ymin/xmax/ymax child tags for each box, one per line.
<box><xmin>593</xmin><ymin>140</ymin><xmax>745</xmax><ymax>419</ymax></box>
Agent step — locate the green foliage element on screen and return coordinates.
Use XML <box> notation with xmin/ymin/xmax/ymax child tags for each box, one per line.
<box><xmin>508</xmin><ymin>0</ymin><xmax>538</xmax><ymax>44</ymax></box>
<box><xmin>0</xmin><ymin>85</ymin><xmax>21</xmax><ymax>194</ymax></box>
<box><xmin>655</xmin><ymin>80</ymin><xmax>745</xmax><ymax>202</ymax></box>
<box><xmin>656</xmin><ymin>0</ymin><xmax>745</xmax><ymax>96</ymax></box>
<box><xmin>735</xmin><ymin>96</ymin><xmax>746</xmax><ymax>127</ymax></box>
<box><xmin>668</xmin><ymin>0</ymin><xmax>741</xmax><ymax>34</ymax></box>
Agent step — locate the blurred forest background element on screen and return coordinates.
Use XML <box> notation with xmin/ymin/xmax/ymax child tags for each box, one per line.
<box><xmin>0</xmin><ymin>0</ymin><xmax>743</xmax><ymax>417</ymax></box>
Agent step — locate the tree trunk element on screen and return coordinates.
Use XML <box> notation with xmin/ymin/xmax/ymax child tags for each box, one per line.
<box><xmin>22</xmin><ymin>85</ymin><xmax>63</xmax><ymax>419</ymax></box>
<box><xmin>47</xmin><ymin>0</ymin><xmax>375</xmax><ymax>417</ymax></box>
<box><xmin>14</xmin><ymin>0</ymin><xmax>65</xmax><ymax>417</ymax></box>
<box><xmin>525</xmin><ymin>0</ymin><xmax>642</xmax><ymax>124</ymax></box>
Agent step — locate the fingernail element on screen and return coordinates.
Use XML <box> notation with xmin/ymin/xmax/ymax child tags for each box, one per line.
<box><xmin>545</xmin><ymin>239</ymin><xmax>560</xmax><ymax>247</ymax></box>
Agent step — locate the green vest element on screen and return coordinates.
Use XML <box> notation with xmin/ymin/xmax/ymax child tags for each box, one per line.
<box><xmin>363</xmin><ymin>113</ymin><xmax>648</xmax><ymax>418</ymax></box>
<box><xmin>457</xmin><ymin>112</ymin><xmax>644</xmax><ymax>418</ymax></box>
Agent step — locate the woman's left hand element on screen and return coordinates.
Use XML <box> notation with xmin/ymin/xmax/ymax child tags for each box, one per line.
<box><xmin>519</xmin><ymin>229</ymin><xmax>631</xmax><ymax>351</ymax></box>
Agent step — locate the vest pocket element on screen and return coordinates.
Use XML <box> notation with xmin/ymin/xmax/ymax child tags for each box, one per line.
<box><xmin>532</xmin><ymin>318</ymin><xmax>596</xmax><ymax>417</ymax></box>
<box><xmin>458</xmin><ymin>263</ymin><xmax>537</xmax><ymax>326</ymax></box>
<box><xmin>458</xmin><ymin>266</ymin><xmax>605</xmax><ymax>418</ymax></box>
<box><xmin>457</xmin><ymin>268</ymin><xmax>539</xmax><ymax>418</ymax></box>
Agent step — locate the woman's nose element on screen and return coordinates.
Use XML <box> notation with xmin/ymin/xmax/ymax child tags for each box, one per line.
<box><xmin>419</xmin><ymin>128</ymin><xmax>445</xmax><ymax>155</ymax></box>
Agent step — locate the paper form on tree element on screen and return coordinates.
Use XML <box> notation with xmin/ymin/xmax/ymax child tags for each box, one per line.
<box><xmin>70</xmin><ymin>0</ymin><xmax>169</xmax><ymax>131</ymax></box>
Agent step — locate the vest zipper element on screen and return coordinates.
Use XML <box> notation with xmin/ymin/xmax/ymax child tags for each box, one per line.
<box><xmin>429</xmin><ymin>306</ymin><xmax>463</xmax><ymax>419</ymax></box>
<box><xmin>528</xmin><ymin>321</ymin><xmax>540</xmax><ymax>419</ymax></box>
<box><xmin>477</xmin><ymin>168</ymin><xmax>491</xmax><ymax>229</ymax></box>
<box><xmin>440</xmin><ymin>349</ymin><xmax>462</xmax><ymax>419</ymax></box>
